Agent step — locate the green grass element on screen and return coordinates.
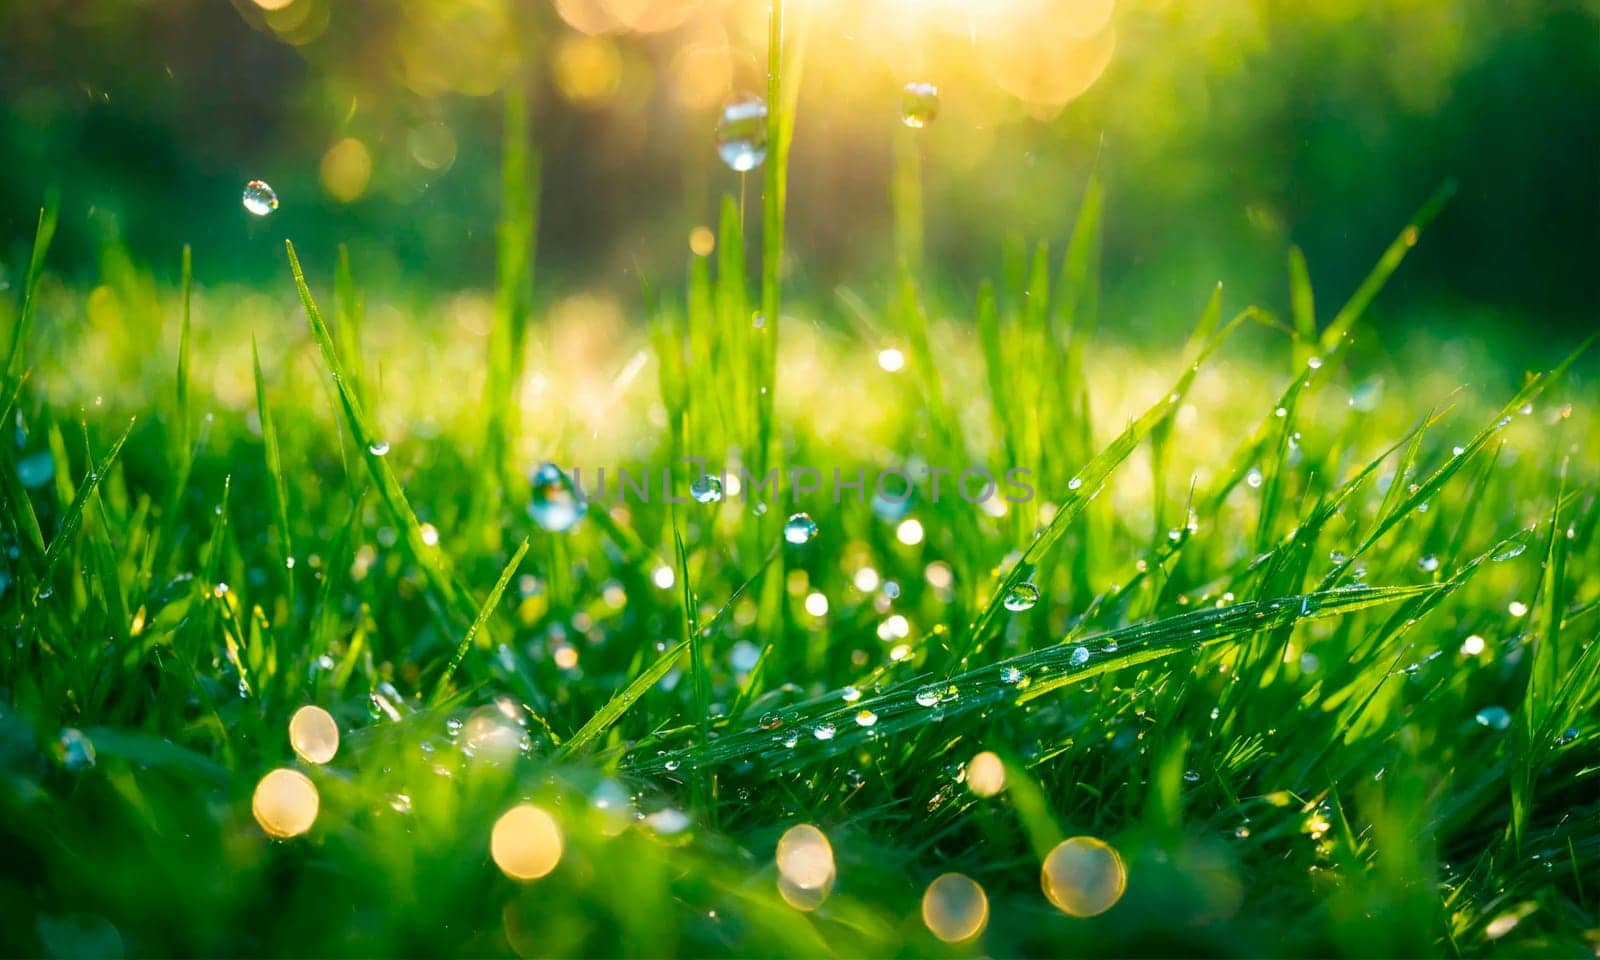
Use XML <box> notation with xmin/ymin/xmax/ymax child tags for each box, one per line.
<box><xmin>3</xmin><ymin>68</ymin><xmax>1599</xmax><ymax>959</ymax></box>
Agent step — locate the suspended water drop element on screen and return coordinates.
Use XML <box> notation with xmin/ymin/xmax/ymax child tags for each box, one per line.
<box><xmin>715</xmin><ymin>93</ymin><xmax>768</xmax><ymax>172</ymax></box>
<box><xmin>1474</xmin><ymin>706</ymin><xmax>1512</xmax><ymax>730</ymax></box>
<box><xmin>528</xmin><ymin>462</ymin><xmax>587</xmax><ymax>532</ymax></box>
<box><xmin>901</xmin><ymin>82</ymin><xmax>940</xmax><ymax>128</ymax></box>
<box><xmin>690</xmin><ymin>474</ymin><xmax>724</xmax><ymax>504</ymax></box>
<box><xmin>783</xmin><ymin>513</ymin><xmax>818</xmax><ymax>545</ymax></box>
<box><xmin>367</xmin><ymin>440</ymin><xmax>390</xmax><ymax>457</ymax></box>
<box><xmin>54</xmin><ymin>728</ymin><xmax>96</xmax><ymax>772</ymax></box>
<box><xmin>1003</xmin><ymin>581</ymin><xmax>1040</xmax><ymax>612</ymax></box>
<box><xmin>242</xmin><ymin>179</ymin><xmax>279</xmax><ymax>216</ymax></box>
<box><xmin>1069</xmin><ymin>646</ymin><xmax>1090</xmax><ymax>667</ymax></box>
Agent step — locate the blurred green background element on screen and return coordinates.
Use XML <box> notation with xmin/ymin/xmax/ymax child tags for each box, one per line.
<box><xmin>1</xmin><ymin>0</ymin><xmax>1595</xmax><ymax>344</ymax></box>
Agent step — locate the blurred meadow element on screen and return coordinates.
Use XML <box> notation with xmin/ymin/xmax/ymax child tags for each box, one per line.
<box><xmin>2</xmin><ymin>0</ymin><xmax>1599</xmax><ymax>957</ymax></box>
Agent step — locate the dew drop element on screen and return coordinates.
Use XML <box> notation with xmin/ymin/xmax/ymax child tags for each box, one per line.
<box><xmin>1417</xmin><ymin>555</ymin><xmax>1439</xmax><ymax>573</ymax></box>
<box><xmin>54</xmin><ymin>728</ymin><xmax>96</xmax><ymax>772</ymax></box>
<box><xmin>783</xmin><ymin>513</ymin><xmax>818</xmax><ymax>545</ymax></box>
<box><xmin>1000</xmin><ymin>665</ymin><xmax>1024</xmax><ymax>685</ymax></box>
<box><xmin>915</xmin><ymin>685</ymin><xmax>940</xmax><ymax>708</ymax></box>
<box><xmin>242</xmin><ymin>179</ymin><xmax>278</xmax><ymax>216</ymax></box>
<box><xmin>1069</xmin><ymin>646</ymin><xmax>1090</xmax><ymax>667</ymax></box>
<box><xmin>840</xmin><ymin>686</ymin><xmax>862</xmax><ymax>703</ymax></box>
<box><xmin>854</xmin><ymin>709</ymin><xmax>878</xmax><ymax>728</ymax></box>
<box><xmin>690</xmin><ymin>474</ymin><xmax>724</xmax><ymax>504</ymax></box>
<box><xmin>900</xmin><ymin>81</ymin><xmax>939</xmax><ymax>128</ymax></box>
<box><xmin>1474</xmin><ymin>706</ymin><xmax>1512</xmax><ymax>730</ymax></box>
<box><xmin>528</xmin><ymin>462</ymin><xmax>587</xmax><ymax>532</ymax></box>
<box><xmin>1003</xmin><ymin>582</ymin><xmax>1040</xmax><ymax>612</ymax></box>
<box><xmin>1491</xmin><ymin>543</ymin><xmax>1527</xmax><ymax>562</ymax></box>
<box><xmin>715</xmin><ymin>93</ymin><xmax>768</xmax><ymax>172</ymax></box>
<box><xmin>812</xmin><ymin>722</ymin><xmax>837</xmax><ymax>741</ymax></box>
<box><xmin>367</xmin><ymin>440</ymin><xmax>390</xmax><ymax>457</ymax></box>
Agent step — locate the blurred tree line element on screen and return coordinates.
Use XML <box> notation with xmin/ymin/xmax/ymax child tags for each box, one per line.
<box><xmin>0</xmin><ymin>0</ymin><xmax>1595</xmax><ymax>341</ymax></box>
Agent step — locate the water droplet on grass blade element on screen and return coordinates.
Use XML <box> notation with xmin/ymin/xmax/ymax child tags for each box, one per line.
<box><xmin>1492</xmin><ymin>543</ymin><xmax>1526</xmax><ymax>561</ymax></box>
<box><xmin>783</xmin><ymin>513</ymin><xmax>818</xmax><ymax>545</ymax></box>
<box><xmin>242</xmin><ymin>179</ymin><xmax>278</xmax><ymax>215</ymax></box>
<box><xmin>367</xmin><ymin>440</ymin><xmax>390</xmax><ymax>456</ymax></box>
<box><xmin>715</xmin><ymin>93</ymin><xmax>768</xmax><ymax>172</ymax></box>
<box><xmin>528</xmin><ymin>462</ymin><xmax>586</xmax><ymax>532</ymax></box>
<box><xmin>915</xmin><ymin>685</ymin><xmax>940</xmax><ymax>708</ymax></box>
<box><xmin>901</xmin><ymin>82</ymin><xmax>939</xmax><ymax>128</ymax></box>
<box><xmin>812</xmin><ymin>722</ymin><xmax>837</xmax><ymax>740</ymax></box>
<box><xmin>1069</xmin><ymin>646</ymin><xmax>1091</xmax><ymax>667</ymax></box>
<box><xmin>690</xmin><ymin>474</ymin><xmax>724</xmax><ymax>504</ymax></box>
<box><xmin>1003</xmin><ymin>582</ymin><xmax>1040</xmax><ymax>612</ymax></box>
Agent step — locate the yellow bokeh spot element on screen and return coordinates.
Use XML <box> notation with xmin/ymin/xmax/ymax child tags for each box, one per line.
<box><xmin>252</xmin><ymin>768</ymin><xmax>319</xmax><ymax>838</ymax></box>
<box><xmin>320</xmin><ymin>138</ymin><xmax>372</xmax><ymax>203</ymax></box>
<box><xmin>555</xmin><ymin>35</ymin><xmax>622</xmax><ymax>106</ymax></box>
<box><xmin>553</xmin><ymin>645</ymin><xmax>580</xmax><ymax>670</ymax></box>
<box><xmin>599</xmin><ymin>0</ymin><xmax>702</xmax><ymax>33</ymax></box>
<box><xmin>670</xmin><ymin>43</ymin><xmax>733</xmax><ymax>110</ymax></box>
<box><xmin>554</xmin><ymin>0</ymin><xmax>618</xmax><ymax>35</ymax></box>
<box><xmin>288</xmin><ymin>704</ymin><xmax>339</xmax><ymax>764</ymax></box>
<box><xmin>492</xmin><ymin>804</ymin><xmax>564</xmax><ymax>881</ymax></box>
<box><xmin>252</xmin><ymin>0</ymin><xmax>296</xmax><ymax>10</ymax></box>
<box><xmin>966</xmin><ymin>751</ymin><xmax>1006</xmax><ymax>797</ymax></box>
<box><xmin>922</xmin><ymin>872</ymin><xmax>989</xmax><ymax>943</ymax></box>
<box><xmin>776</xmin><ymin>823</ymin><xmax>835</xmax><ymax>890</ymax></box>
<box><xmin>1042</xmin><ymin>836</ymin><xmax>1127</xmax><ymax>916</ymax></box>
<box><xmin>688</xmin><ymin>226</ymin><xmax>715</xmax><ymax>257</ymax></box>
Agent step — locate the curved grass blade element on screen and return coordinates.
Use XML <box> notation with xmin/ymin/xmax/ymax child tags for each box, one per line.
<box><xmin>432</xmin><ymin>536</ymin><xmax>529</xmax><ymax>704</ymax></box>
<box><xmin>658</xmin><ymin>584</ymin><xmax>1434</xmax><ymax>773</ymax></box>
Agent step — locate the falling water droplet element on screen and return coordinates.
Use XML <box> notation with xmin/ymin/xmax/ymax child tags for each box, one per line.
<box><xmin>690</xmin><ymin>474</ymin><xmax>724</xmax><ymax>504</ymax></box>
<box><xmin>1003</xmin><ymin>582</ymin><xmax>1040</xmax><ymax>612</ymax></box>
<box><xmin>242</xmin><ymin>180</ymin><xmax>278</xmax><ymax>216</ymax></box>
<box><xmin>783</xmin><ymin>513</ymin><xmax>819</xmax><ymax>545</ymax></box>
<box><xmin>900</xmin><ymin>82</ymin><xmax>940</xmax><ymax>128</ymax></box>
<box><xmin>715</xmin><ymin>93</ymin><xmax>768</xmax><ymax>172</ymax></box>
<box><xmin>528</xmin><ymin>462</ymin><xmax>587</xmax><ymax>532</ymax></box>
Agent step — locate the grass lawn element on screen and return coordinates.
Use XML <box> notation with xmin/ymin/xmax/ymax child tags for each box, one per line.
<box><xmin>2</xmin><ymin>53</ymin><xmax>1598</xmax><ymax>959</ymax></box>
